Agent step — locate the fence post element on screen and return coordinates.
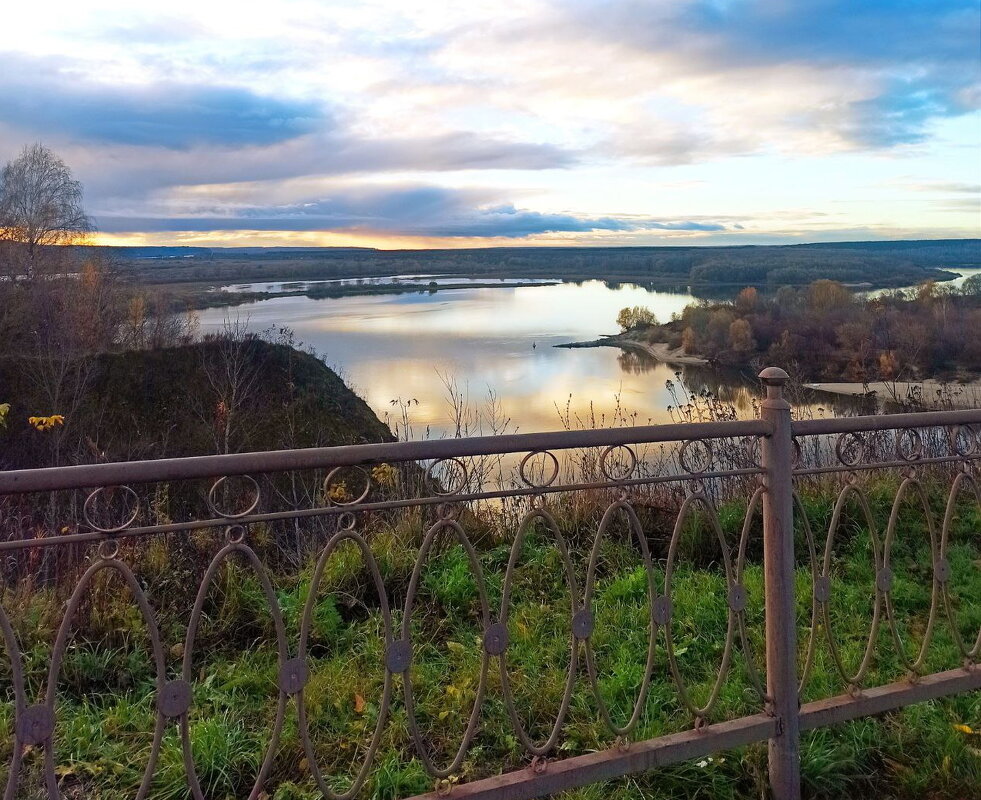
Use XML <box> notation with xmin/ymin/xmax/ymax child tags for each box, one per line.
<box><xmin>758</xmin><ymin>367</ymin><xmax>801</xmax><ymax>800</ymax></box>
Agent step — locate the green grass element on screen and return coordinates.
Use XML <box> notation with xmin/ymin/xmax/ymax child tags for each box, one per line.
<box><xmin>0</xmin><ymin>477</ymin><xmax>978</xmax><ymax>799</ymax></box>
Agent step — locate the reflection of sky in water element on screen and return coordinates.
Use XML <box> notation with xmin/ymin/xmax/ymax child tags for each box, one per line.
<box><xmin>197</xmin><ymin>280</ymin><xmax>871</xmax><ymax>439</ymax></box>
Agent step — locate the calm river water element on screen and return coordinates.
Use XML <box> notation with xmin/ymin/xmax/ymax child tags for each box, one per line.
<box><xmin>197</xmin><ymin>272</ymin><xmax>980</xmax><ymax>439</ymax></box>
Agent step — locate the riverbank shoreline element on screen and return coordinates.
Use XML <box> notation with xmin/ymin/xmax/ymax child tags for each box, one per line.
<box><xmin>555</xmin><ymin>335</ymin><xmax>709</xmax><ymax>365</ymax></box>
<box><xmin>806</xmin><ymin>380</ymin><xmax>981</xmax><ymax>408</ymax></box>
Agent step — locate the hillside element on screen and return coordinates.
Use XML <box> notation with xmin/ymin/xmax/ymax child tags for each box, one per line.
<box><xmin>0</xmin><ymin>340</ymin><xmax>394</xmax><ymax>471</ymax></box>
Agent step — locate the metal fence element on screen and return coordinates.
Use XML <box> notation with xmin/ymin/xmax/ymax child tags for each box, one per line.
<box><xmin>0</xmin><ymin>366</ymin><xmax>978</xmax><ymax>800</ymax></box>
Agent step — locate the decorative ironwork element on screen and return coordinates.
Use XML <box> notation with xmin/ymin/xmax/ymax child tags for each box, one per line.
<box><xmin>0</xmin><ymin>374</ymin><xmax>978</xmax><ymax>800</ymax></box>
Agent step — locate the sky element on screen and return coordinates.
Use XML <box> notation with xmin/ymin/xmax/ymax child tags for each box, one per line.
<box><xmin>0</xmin><ymin>0</ymin><xmax>978</xmax><ymax>249</ymax></box>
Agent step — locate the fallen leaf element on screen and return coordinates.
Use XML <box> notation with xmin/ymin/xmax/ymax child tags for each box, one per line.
<box><xmin>354</xmin><ymin>693</ymin><xmax>365</xmax><ymax>714</ymax></box>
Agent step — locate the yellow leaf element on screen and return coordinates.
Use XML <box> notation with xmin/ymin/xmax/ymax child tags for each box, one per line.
<box><xmin>446</xmin><ymin>641</ymin><xmax>464</xmax><ymax>654</ymax></box>
<box><xmin>953</xmin><ymin>724</ymin><xmax>975</xmax><ymax>735</ymax></box>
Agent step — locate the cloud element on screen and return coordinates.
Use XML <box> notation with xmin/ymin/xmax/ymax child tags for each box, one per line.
<box><xmin>92</xmin><ymin>184</ymin><xmax>726</xmax><ymax>237</ymax></box>
<box><xmin>572</xmin><ymin>0</ymin><xmax>981</xmax><ymax>149</ymax></box>
<box><xmin>0</xmin><ymin>52</ymin><xmax>572</xmax><ymax>198</ymax></box>
<box><xmin>0</xmin><ymin>56</ymin><xmax>325</xmax><ymax>149</ymax></box>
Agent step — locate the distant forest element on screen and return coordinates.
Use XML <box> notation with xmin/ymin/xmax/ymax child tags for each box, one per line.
<box><xmin>109</xmin><ymin>239</ymin><xmax>979</xmax><ymax>292</ymax></box>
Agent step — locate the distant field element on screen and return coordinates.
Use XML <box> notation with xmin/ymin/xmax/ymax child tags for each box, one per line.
<box><xmin>104</xmin><ymin>239</ymin><xmax>980</xmax><ymax>293</ymax></box>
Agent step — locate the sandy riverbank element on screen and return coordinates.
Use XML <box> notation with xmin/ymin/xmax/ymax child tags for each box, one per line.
<box><xmin>555</xmin><ymin>336</ymin><xmax>709</xmax><ymax>365</ymax></box>
<box><xmin>806</xmin><ymin>380</ymin><xmax>981</xmax><ymax>408</ymax></box>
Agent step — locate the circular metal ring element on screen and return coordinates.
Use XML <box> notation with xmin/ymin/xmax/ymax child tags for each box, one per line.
<box><xmin>835</xmin><ymin>432</ymin><xmax>866</xmax><ymax>468</ymax></box>
<box><xmin>97</xmin><ymin>539</ymin><xmax>120</xmax><ymax>560</ymax></box>
<box><xmin>225</xmin><ymin>524</ymin><xmax>246</xmax><ymax>544</ymax></box>
<box><xmin>678</xmin><ymin>439</ymin><xmax>713</xmax><ymax>474</ymax></box>
<box><xmin>896</xmin><ymin>428</ymin><xmax>923</xmax><ymax>462</ymax></box>
<box><xmin>599</xmin><ymin>445</ymin><xmax>638</xmax><ymax>481</ymax></box>
<box><xmin>208</xmin><ymin>475</ymin><xmax>260</xmax><ymax>519</ymax></box>
<box><xmin>949</xmin><ymin>424</ymin><xmax>979</xmax><ymax>457</ymax></box>
<box><xmin>323</xmin><ymin>465</ymin><xmax>372</xmax><ymax>506</ymax></box>
<box><xmin>82</xmin><ymin>485</ymin><xmax>140</xmax><ymax>534</ymax></box>
<box><xmin>426</xmin><ymin>457</ymin><xmax>469</xmax><ymax>496</ymax></box>
<box><xmin>518</xmin><ymin>449</ymin><xmax>560</xmax><ymax>488</ymax></box>
<box><xmin>337</xmin><ymin>511</ymin><xmax>357</xmax><ymax>530</ymax></box>
<box><xmin>436</xmin><ymin>502</ymin><xmax>460</xmax><ymax>520</ymax></box>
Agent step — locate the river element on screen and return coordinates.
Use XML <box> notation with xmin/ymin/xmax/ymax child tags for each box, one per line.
<box><xmin>198</xmin><ymin>271</ymin><xmax>981</xmax><ymax>440</ymax></box>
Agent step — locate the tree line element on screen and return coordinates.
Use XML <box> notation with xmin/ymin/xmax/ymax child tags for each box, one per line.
<box><xmin>644</xmin><ymin>279</ymin><xmax>981</xmax><ymax>380</ymax></box>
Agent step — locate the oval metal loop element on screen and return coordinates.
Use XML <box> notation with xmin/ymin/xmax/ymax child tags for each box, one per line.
<box><xmin>834</xmin><ymin>432</ymin><xmax>866</xmax><ymax>468</ymax></box>
<box><xmin>324</xmin><ymin>465</ymin><xmax>372</xmax><ymax>506</ymax></box>
<box><xmin>298</xmin><ymin>530</ymin><xmax>394</xmax><ymax>800</ymax></box>
<box><xmin>207</xmin><ymin>475</ymin><xmax>260</xmax><ymax>519</ymax></box>
<box><xmin>881</xmin><ymin>477</ymin><xmax>940</xmax><ymax>674</ymax></box>
<box><xmin>402</xmin><ymin>518</ymin><xmax>490</xmax><ymax>778</ymax></box>
<box><xmin>895</xmin><ymin>428</ymin><xmax>923</xmax><ymax>462</ymax></box>
<box><xmin>583</xmin><ymin>500</ymin><xmax>658</xmax><ymax>737</ymax></box>
<box><xmin>678</xmin><ymin>439</ymin><xmax>713</xmax><ymax>475</ymax></box>
<box><xmin>518</xmin><ymin>450</ymin><xmax>560</xmax><ymax>489</ymax></box>
<box><xmin>663</xmin><ymin>492</ymin><xmax>737</xmax><ymax>720</ymax></box>
<box><xmin>44</xmin><ymin>559</ymin><xmax>167</xmax><ymax>800</ymax></box>
<box><xmin>732</xmin><ymin>487</ymin><xmax>768</xmax><ymax>702</ymax></box>
<box><xmin>426</xmin><ymin>458</ymin><xmax>469</xmax><ymax>496</ymax></box>
<box><xmin>793</xmin><ymin>491</ymin><xmax>821</xmax><ymax>696</ymax></box>
<box><xmin>949</xmin><ymin>424</ymin><xmax>979</xmax><ymax>457</ymax></box>
<box><xmin>0</xmin><ymin>602</ymin><xmax>27</xmax><ymax>800</ymax></box>
<box><xmin>82</xmin><ymin>485</ymin><xmax>140</xmax><ymax>534</ymax></box>
<box><xmin>598</xmin><ymin>445</ymin><xmax>638</xmax><ymax>482</ymax></box>
<box><xmin>180</xmin><ymin>543</ymin><xmax>289</xmax><ymax>800</ymax></box>
<box><xmin>500</xmin><ymin>508</ymin><xmax>578</xmax><ymax>755</ymax></box>
<box><xmin>940</xmin><ymin>471</ymin><xmax>981</xmax><ymax>660</ymax></box>
<box><xmin>821</xmin><ymin>483</ymin><xmax>884</xmax><ymax>688</ymax></box>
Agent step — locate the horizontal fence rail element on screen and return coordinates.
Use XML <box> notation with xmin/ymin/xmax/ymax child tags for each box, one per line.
<box><xmin>0</xmin><ymin>367</ymin><xmax>977</xmax><ymax>800</ymax></box>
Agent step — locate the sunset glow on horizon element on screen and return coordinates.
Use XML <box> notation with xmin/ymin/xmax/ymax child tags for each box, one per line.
<box><xmin>1</xmin><ymin>1</ymin><xmax>978</xmax><ymax>249</ymax></box>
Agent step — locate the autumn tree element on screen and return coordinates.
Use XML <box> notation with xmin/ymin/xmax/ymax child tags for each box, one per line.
<box><xmin>734</xmin><ymin>286</ymin><xmax>759</xmax><ymax>313</ymax></box>
<box><xmin>616</xmin><ymin>305</ymin><xmax>659</xmax><ymax>331</ymax></box>
<box><xmin>0</xmin><ymin>143</ymin><xmax>92</xmax><ymax>277</ymax></box>
<box><xmin>727</xmin><ymin>318</ymin><xmax>756</xmax><ymax>352</ymax></box>
<box><xmin>806</xmin><ymin>280</ymin><xmax>852</xmax><ymax>314</ymax></box>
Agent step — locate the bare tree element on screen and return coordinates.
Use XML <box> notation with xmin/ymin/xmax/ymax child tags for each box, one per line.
<box><xmin>195</xmin><ymin>318</ymin><xmax>266</xmax><ymax>455</ymax></box>
<box><xmin>0</xmin><ymin>143</ymin><xmax>92</xmax><ymax>277</ymax></box>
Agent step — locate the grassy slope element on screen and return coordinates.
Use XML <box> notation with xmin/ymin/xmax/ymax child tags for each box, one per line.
<box><xmin>0</xmin><ymin>478</ymin><xmax>977</xmax><ymax>799</ymax></box>
<box><xmin>0</xmin><ymin>340</ymin><xmax>394</xmax><ymax>469</ymax></box>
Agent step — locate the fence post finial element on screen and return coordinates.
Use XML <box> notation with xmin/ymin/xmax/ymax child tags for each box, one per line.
<box><xmin>759</xmin><ymin>365</ymin><xmax>801</xmax><ymax>800</ymax></box>
<box><xmin>759</xmin><ymin>366</ymin><xmax>790</xmax><ymax>408</ymax></box>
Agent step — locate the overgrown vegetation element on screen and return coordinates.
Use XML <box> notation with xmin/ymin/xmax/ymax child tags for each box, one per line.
<box><xmin>0</xmin><ymin>474</ymin><xmax>977</xmax><ymax>799</ymax></box>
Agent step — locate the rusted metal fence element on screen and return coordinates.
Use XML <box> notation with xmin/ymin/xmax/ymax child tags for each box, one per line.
<box><xmin>0</xmin><ymin>366</ymin><xmax>978</xmax><ymax>799</ymax></box>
